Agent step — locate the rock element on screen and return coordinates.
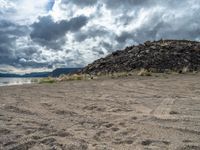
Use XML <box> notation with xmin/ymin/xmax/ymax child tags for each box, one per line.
<box><xmin>81</xmin><ymin>40</ymin><xmax>200</xmax><ymax>74</ymax></box>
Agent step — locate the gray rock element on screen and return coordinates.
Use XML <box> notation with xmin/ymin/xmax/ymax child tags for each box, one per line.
<box><xmin>81</xmin><ymin>40</ymin><xmax>200</xmax><ymax>74</ymax></box>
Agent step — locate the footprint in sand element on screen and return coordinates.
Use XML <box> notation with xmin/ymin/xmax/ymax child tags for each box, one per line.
<box><xmin>4</xmin><ymin>105</ymin><xmax>35</xmax><ymax>115</ymax></box>
<box><xmin>177</xmin><ymin>145</ymin><xmax>200</xmax><ymax>150</ymax></box>
<box><xmin>9</xmin><ymin>141</ymin><xmax>36</xmax><ymax>150</ymax></box>
<box><xmin>113</xmin><ymin>137</ymin><xmax>135</xmax><ymax>145</ymax></box>
<box><xmin>152</xmin><ymin>97</ymin><xmax>177</xmax><ymax>118</ymax></box>
<box><xmin>0</xmin><ymin>128</ymin><xmax>10</xmax><ymax>135</ymax></box>
<box><xmin>104</xmin><ymin>123</ymin><xmax>114</xmax><ymax>128</ymax></box>
<box><xmin>141</xmin><ymin>139</ymin><xmax>170</xmax><ymax>146</ymax></box>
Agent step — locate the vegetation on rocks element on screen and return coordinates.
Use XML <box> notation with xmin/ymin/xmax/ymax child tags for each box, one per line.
<box><xmin>38</xmin><ymin>77</ymin><xmax>56</xmax><ymax>84</ymax></box>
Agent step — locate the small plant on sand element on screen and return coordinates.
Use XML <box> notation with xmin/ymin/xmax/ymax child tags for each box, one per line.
<box><xmin>116</xmin><ymin>72</ymin><xmax>130</xmax><ymax>77</ymax></box>
<box><xmin>109</xmin><ymin>72</ymin><xmax>133</xmax><ymax>78</ymax></box>
<box><xmin>39</xmin><ymin>77</ymin><xmax>56</xmax><ymax>84</ymax></box>
<box><xmin>181</xmin><ymin>66</ymin><xmax>189</xmax><ymax>74</ymax></box>
<box><xmin>71</xmin><ymin>74</ymin><xmax>84</xmax><ymax>80</ymax></box>
<box><xmin>59</xmin><ymin>74</ymin><xmax>93</xmax><ymax>81</ymax></box>
<box><xmin>137</xmin><ymin>69</ymin><xmax>152</xmax><ymax>76</ymax></box>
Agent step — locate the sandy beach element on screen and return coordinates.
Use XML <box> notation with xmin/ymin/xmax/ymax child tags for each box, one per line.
<box><xmin>0</xmin><ymin>74</ymin><xmax>200</xmax><ymax>150</ymax></box>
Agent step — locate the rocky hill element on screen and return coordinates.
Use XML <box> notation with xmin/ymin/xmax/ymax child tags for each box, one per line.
<box><xmin>81</xmin><ymin>40</ymin><xmax>200</xmax><ymax>74</ymax></box>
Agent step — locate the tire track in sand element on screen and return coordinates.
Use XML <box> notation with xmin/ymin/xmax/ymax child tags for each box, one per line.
<box><xmin>151</xmin><ymin>97</ymin><xmax>176</xmax><ymax>119</ymax></box>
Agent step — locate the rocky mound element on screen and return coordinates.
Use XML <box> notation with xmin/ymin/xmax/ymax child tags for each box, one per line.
<box><xmin>81</xmin><ymin>40</ymin><xmax>200</xmax><ymax>74</ymax></box>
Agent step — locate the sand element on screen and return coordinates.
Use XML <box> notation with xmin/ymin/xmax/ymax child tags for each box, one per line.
<box><xmin>0</xmin><ymin>74</ymin><xmax>200</xmax><ymax>150</ymax></box>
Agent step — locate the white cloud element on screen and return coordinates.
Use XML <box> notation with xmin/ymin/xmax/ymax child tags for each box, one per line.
<box><xmin>1</xmin><ymin>0</ymin><xmax>200</xmax><ymax>73</ymax></box>
<box><xmin>1</xmin><ymin>0</ymin><xmax>50</xmax><ymax>24</ymax></box>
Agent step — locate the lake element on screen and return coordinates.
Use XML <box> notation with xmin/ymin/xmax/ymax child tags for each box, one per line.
<box><xmin>0</xmin><ymin>78</ymin><xmax>37</xmax><ymax>86</ymax></box>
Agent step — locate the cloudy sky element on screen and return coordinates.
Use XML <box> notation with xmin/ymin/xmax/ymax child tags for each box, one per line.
<box><xmin>0</xmin><ymin>0</ymin><xmax>200</xmax><ymax>73</ymax></box>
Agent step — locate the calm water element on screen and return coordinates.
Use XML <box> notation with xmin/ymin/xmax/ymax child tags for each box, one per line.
<box><xmin>0</xmin><ymin>78</ymin><xmax>37</xmax><ymax>86</ymax></box>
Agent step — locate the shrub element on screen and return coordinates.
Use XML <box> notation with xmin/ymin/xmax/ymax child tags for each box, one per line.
<box><xmin>181</xmin><ymin>66</ymin><xmax>189</xmax><ymax>74</ymax></box>
<box><xmin>39</xmin><ymin>77</ymin><xmax>56</xmax><ymax>84</ymax></box>
<box><xmin>58</xmin><ymin>74</ymin><xmax>90</xmax><ymax>81</ymax></box>
<box><xmin>137</xmin><ymin>69</ymin><xmax>152</xmax><ymax>76</ymax></box>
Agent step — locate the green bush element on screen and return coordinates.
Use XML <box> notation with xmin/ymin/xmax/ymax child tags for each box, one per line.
<box><xmin>39</xmin><ymin>77</ymin><xmax>56</xmax><ymax>84</ymax></box>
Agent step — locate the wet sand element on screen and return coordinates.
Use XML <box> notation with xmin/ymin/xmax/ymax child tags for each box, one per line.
<box><xmin>0</xmin><ymin>74</ymin><xmax>200</xmax><ymax>150</ymax></box>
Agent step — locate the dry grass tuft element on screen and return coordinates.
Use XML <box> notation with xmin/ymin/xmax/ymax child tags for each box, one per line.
<box><xmin>137</xmin><ymin>69</ymin><xmax>152</xmax><ymax>76</ymax></box>
<box><xmin>39</xmin><ymin>77</ymin><xmax>56</xmax><ymax>84</ymax></box>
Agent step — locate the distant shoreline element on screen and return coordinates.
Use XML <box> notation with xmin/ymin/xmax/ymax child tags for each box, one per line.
<box><xmin>0</xmin><ymin>77</ymin><xmax>38</xmax><ymax>87</ymax></box>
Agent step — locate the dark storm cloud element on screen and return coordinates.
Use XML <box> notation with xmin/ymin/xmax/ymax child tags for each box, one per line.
<box><xmin>92</xmin><ymin>41</ymin><xmax>115</xmax><ymax>55</ymax></box>
<box><xmin>0</xmin><ymin>19</ymin><xmax>50</xmax><ymax>69</ymax></box>
<box><xmin>59</xmin><ymin>0</ymin><xmax>200</xmax><ymax>56</ymax></box>
<box><xmin>116</xmin><ymin>32</ymin><xmax>134</xmax><ymax>43</ymax></box>
<box><xmin>61</xmin><ymin>0</ymin><xmax>150</xmax><ymax>8</ymax></box>
<box><xmin>74</xmin><ymin>28</ymin><xmax>111</xmax><ymax>42</ymax></box>
<box><xmin>104</xmin><ymin>0</ymin><xmax>153</xmax><ymax>10</ymax></box>
<box><xmin>115</xmin><ymin>13</ymin><xmax>169</xmax><ymax>44</ymax></box>
<box><xmin>61</xmin><ymin>0</ymin><xmax>97</xmax><ymax>7</ymax></box>
<box><xmin>1</xmin><ymin>0</ymin><xmax>200</xmax><ymax>72</ymax></box>
<box><xmin>13</xmin><ymin>46</ymin><xmax>52</xmax><ymax>69</ymax></box>
<box><xmin>30</xmin><ymin>38</ymin><xmax>66</xmax><ymax>50</ymax></box>
<box><xmin>136</xmin><ymin>9</ymin><xmax>200</xmax><ymax>43</ymax></box>
<box><xmin>109</xmin><ymin>0</ymin><xmax>200</xmax><ymax>46</ymax></box>
<box><xmin>30</xmin><ymin>15</ymin><xmax>88</xmax><ymax>48</ymax></box>
<box><xmin>0</xmin><ymin>20</ymin><xmax>28</xmax><ymax>38</ymax></box>
<box><xmin>16</xmin><ymin>60</ymin><xmax>50</xmax><ymax>68</ymax></box>
<box><xmin>31</xmin><ymin>15</ymin><xmax>88</xmax><ymax>41</ymax></box>
<box><xmin>100</xmin><ymin>42</ymin><xmax>113</xmax><ymax>51</ymax></box>
<box><xmin>0</xmin><ymin>20</ymin><xmax>27</xmax><ymax>65</ymax></box>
